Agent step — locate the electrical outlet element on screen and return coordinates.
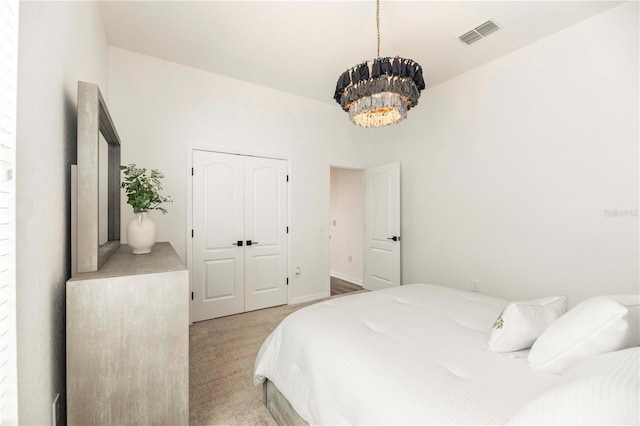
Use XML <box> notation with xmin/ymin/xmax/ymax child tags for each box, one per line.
<box><xmin>52</xmin><ymin>393</ymin><xmax>60</xmax><ymax>426</ymax></box>
<box><xmin>471</xmin><ymin>280</ymin><xmax>479</xmax><ymax>293</ymax></box>
<box><xmin>348</xmin><ymin>255</ymin><xmax>352</xmax><ymax>263</ymax></box>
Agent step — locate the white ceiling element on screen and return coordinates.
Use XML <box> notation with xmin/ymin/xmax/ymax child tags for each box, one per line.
<box><xmin>99</xmin><ymin>1</ymin><xmax>622</xmax><ymax>104</ymax></box>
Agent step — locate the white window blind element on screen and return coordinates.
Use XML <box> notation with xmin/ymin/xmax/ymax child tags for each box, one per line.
<box><xmin>0</xmin><ymin>0</ymin><xmax>18</xmax><ymax>424</ymax></box>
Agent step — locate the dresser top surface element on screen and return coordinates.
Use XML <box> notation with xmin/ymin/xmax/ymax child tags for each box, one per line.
<box><xmin>69</xmin><ymin>242</ymin><xmax>186</xmax><ymax>281</ymax></box>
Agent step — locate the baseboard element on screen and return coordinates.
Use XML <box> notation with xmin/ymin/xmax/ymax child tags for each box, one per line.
<box><xmin>330</xmin><ymin>271</ymin><xmax>363</xmax><ymax>286</ymax></box>
<box><xmin>289</xmin><ymin>291</ymin><xmax>329</xmax><ymax>305</ymax></box>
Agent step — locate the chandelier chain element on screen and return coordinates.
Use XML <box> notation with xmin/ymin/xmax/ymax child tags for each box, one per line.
<box><xmin>376</xmin><ymin>0</ymin><xmax>380</xmax><ymax>58</ymax></box>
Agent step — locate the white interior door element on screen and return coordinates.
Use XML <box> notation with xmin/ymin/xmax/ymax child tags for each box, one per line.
<box><xmin>364</xmin><ymin>162</ymin><xmax>401</xmax><ymax>290</ymax></box>
<box><xmin>192</xmin><ymin>151</ymin><xmax>288</xmax><ymax>321</ymax></box>
<box><xmin>192</xmin><ymin>151</ymin><xmax>245</xmax><ymax>321</ymax></box>
<box><xmin>244</xmin><ymin>157</ymin><xmax>288</xmax><ymax>312</ymax></box>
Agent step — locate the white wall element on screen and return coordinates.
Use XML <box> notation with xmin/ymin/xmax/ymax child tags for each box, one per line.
<box><xmin>108</xmin><ymin>47</ymin><xmax>367</xmax><ymax>303</ymax></box>
<box><xmin>16</xmin><ymin>1</ymin><xmax>108</xmax><ymax>423</ymax></box>
<box><xmin>366</xmin><ymin>2</ymin><xmax>639</xmax><ymax>306</ymax></box>
<box><xmin>109</xmin><ymin>2</ymin><xmax>638</xmax><ymax>307</ymax></box>
<box><xmin>330</xmin><ymin>168</ymin><xmax>364</xmax><ymax>285</ymax></box>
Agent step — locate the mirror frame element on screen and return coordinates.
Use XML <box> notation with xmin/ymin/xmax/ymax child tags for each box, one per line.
<box><xmin>77</xmin><ymin>81</ymin><xmax>121</xmax><ymax>272</ymax></box>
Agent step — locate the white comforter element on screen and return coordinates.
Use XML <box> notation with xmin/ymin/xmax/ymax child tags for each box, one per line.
<box><xmin>254</xmin><ymin>284</ymin><xmax>559</xmax><ymax>425</ymax></box>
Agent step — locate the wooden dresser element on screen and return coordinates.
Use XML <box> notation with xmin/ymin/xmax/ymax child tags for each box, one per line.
<box><xmin>66</xmin><ymin>242</ymin><xmax>189</xmax><ymax>425</ymax></box>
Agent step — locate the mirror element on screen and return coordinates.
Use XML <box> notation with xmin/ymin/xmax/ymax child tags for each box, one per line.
<box><xmin>76</xmin><ymin>81</ymin><xmax>121</xmax><ymax>273</ymax></box>
<box><xmin>98</xmin><ymin>132</ymin><xmax>109</xmax><ymax>246</ymax></box>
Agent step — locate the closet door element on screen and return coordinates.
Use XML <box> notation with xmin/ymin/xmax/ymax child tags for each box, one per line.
<box><xmin>192</xmin><ymin>151</ymin><xmax>288</xmax><ymax>321</ymax></box>
<box><xmin>244</xmin><ymin>157</ymin><xmax>288</xmax><ymax>312</ymax></box>
<box><xmin>192</xmin><ymin>151</ymin><xmax>245</xmax><ymax>321</ymax></box>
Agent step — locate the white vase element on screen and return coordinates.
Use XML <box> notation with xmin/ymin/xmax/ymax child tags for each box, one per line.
<box><xmin>127</xmin><ymin>212</ymin><xmax>157</xmax><ymax>254</ymax></box>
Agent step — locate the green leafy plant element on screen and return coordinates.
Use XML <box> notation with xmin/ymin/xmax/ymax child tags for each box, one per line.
<box><xmin>120</xmin><ymin>164</ymin><xmax>173</xmax><ymax>214</ymax></box>
<box><xmin>493</xmin><ymin>312</ymin><xmax>504</xmax><ymax>329</ymax></box>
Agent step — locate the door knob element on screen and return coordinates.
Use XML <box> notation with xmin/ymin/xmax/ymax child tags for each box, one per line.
<box><xmin>387</xmin><ymin>236</ymin><xmax>401</xmax><ymax>241</ymax></box>
<box><xmin>232</xmin><ymin>240</ymin><xmax>243</xmax><ymax>246</ymax></box>
<box><xmin>246</xmin><ymin>240</ymin><xmax>259</xmax><ymax>246</ymax></box>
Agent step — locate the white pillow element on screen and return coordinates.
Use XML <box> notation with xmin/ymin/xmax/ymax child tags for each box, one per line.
<box><xmin>508</xmin><ymin>347</ymin><xmax>640</xmax><ymax>425</ymax></box>
<box><xmin>528</xmin><ymin>295</ymin><xmax>640</xmax><ymax>374</ymax></box>
<box><xmin>605</xmin><ymin>294</ymin><xmax>640</xmax><ymax>348</ymax></box>
<box><xmin>488</xmin><ymin>296</ymin><xmax>567</xmax><ymax>353</ymax></box>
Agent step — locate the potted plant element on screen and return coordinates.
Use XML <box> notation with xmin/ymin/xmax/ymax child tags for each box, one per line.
<box><xmin>120</xmin><ymin>164</ymin><xmax>173</xmax><ymax>254</ymax></box>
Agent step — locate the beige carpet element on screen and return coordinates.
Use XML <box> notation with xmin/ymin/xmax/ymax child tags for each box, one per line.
<box><xmin>189</xmin><ymin>291</ymin><xmax>367</xmax><ymax>425</ymax></box>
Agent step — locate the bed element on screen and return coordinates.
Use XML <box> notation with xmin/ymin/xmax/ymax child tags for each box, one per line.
<box><xmin>254</xmin><ymin>284</ymin><xmax>640</xmax><ymax>425</ymax></box>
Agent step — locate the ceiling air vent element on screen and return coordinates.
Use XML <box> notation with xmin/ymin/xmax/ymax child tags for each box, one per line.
<box><xmin>475</xmin><ymin>20</ymin><xmax>499</xmax><ymax>36</ymax></box>
<box><xmin>459</xmin><ymin>30</ymin><xmax>483</xmax><ymax>45</ymax></box>
<box><xmin>459</xmin><ymin>20</ymin><xmax>500</xmax><ymax>45</ymax></box>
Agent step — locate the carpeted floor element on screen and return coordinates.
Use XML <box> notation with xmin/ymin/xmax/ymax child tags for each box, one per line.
<box><xmin>189</xmin><ymin>291</ymin><xmax>367</xmax><ymax>425</ymax></box>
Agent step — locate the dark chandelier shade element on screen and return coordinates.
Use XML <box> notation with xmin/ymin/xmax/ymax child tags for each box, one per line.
<box><xmin>333</xmin><ymin>1</ymin><xmax>426</xmax><ymax>128</ymax></box>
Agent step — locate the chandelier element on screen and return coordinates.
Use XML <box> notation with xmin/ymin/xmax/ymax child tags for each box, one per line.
<box><xmin>333</xmin><ymin>0</ymin><xmax>425</xmax><ymax>128</ymax></box>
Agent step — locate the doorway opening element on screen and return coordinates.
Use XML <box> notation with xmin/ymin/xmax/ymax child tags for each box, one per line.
<box><xmin>329</xmin><ymin>167</ymin><xmax>364</xmax><ymax>296</ymax></box>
